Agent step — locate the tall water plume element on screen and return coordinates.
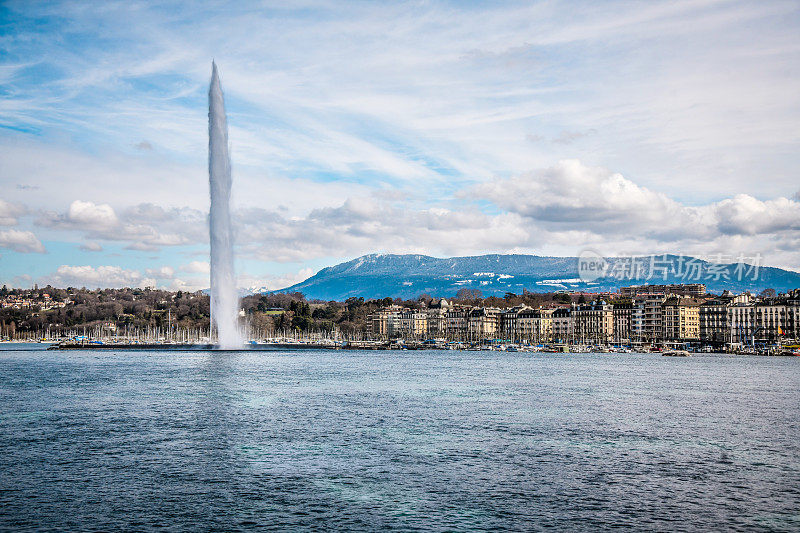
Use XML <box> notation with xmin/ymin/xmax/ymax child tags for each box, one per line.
<box><xmin>208</xmin><ymin>61</ymin><xmax>242</xmax><ymax>348</ymax></box>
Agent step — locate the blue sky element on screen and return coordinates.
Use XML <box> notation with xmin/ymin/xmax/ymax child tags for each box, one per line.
<box><xmin>1</xmin><ymin>0</ymin><xmax>799</xmax><ymax>290</ymax></box>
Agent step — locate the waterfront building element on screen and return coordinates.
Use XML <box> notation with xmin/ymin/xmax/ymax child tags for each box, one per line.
<box><xmin>630</xmin><ymin>303</ymin><xmax>645</xmax><ymax>342</ymax></box>
<box><xmin>699</xmin><ymin>296</ymin><xmax>733</xmax><ymax>344</ymax></box>
<box><xmin>726</xmin><ymin>293</ymin><xmax>757</xmax><ymax>344</ymax></box>
<box><xmin>551</xmin><ymin>307</ymin><xmax>572</xmax><ymax>343</ymax></box>
<box><xmin>444</xmin><ymin>307</ymin><xmax>469</xmax><ymax>339</ymax></box>
<box><xmin>753</xmin><ymin>302</ymin><xmax>787</xmax><ymax>342</ymax></box>
<box><xmin>425</xmin><ymin>307</ymin><xmax>447</xmax><ymax>337</ymax></box>
<box><xmin>727</xmin><ymin>302</ymin><xmax>754</xmax><ymax>344</ymax></box>
<box><xmin>368</xmin><ymin>305</ymin><xmax>402</xmax><ymax>337</ymax></box>
<box><xmin>572</xmin><ymin>301</ymin><xmax>614</xmax><ymax>343</ymax></box>
<box><xmin>395</xmin><ymin>310</ymin><xmax>427</xmax><ymax>338</ymax></box>
<box><xmin>612</xmin><ymin>301</ymin><xmax>633</xmax><ymax>343</ymax></box>
<box><xmin>662</xmin><ymin>297</ymin><xmax>702</xmax><ymax>341</ymax></box>
<box><xmin>740</xmin><ymin>295</ymin><xmax>799</xmax><ymax>344</ymax></box>
<box><xmin>788</xmin><ymin>290</ymin><xmax>800</xmax><ymax>340</ymax></box>
<box><xmin>361</xmin><ymin>285</ymin><xmax>798</xmax><ymax>344</ymax></box>
<box><xmin>517</xmin><ymin>308</ymin><xmax>553</xmax><ymax>343</ymax></box>
<box><xmin>500</xmin><ymin>307</ymin><xmax>517</xmax><ymax>340</ymax></box>
<box><xmin>468</xmin><ymin>307</ymin><xmax>501</xmax><ymax>339</ymax></box>
<box><xmin>499</xmin><ymin>305</ymin><xmax>532</xmax><ymax>341</ymax></box>
<box><xmin>633</xmin><ymin>293</ymin><xmax>667</xmax><ymax>342</ymax></box>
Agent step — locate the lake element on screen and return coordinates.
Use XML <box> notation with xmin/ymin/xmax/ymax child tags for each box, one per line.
<box><xmin>0</xmin><ymin>345</ymin><xmax>798</xmax><ymax>531</ymax></box>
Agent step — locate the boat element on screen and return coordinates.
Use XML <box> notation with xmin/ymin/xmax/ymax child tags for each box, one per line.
<box><xmin>779</xmin><ymin>344</ymin><xmax>800</xmax><ymax>356</ymax></box>
<box><xmin>663</xmin><ymin>350</ymin><xmax>690</xmax><ymax>357</ymax></box>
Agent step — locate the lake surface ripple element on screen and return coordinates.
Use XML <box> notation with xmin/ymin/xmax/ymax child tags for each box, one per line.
<box><xmin>1</xmin><ymin>346</ymin><xmax>798</xmax><ymax>531</ymax></box>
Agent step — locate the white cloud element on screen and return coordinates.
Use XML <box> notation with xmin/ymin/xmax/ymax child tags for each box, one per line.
<box><xmin>79</xmin><ymin>241</ymin><xmax>103</xmax><ymax>252</ymax></box>
<box><xmin>469</xmin><ymin>160</ymin><xmax>800</xmax><ymax>268</ymax></box>
<box><xmin>44</xmin><ymin>265</ymin><xmax>156</xmax><ymax>289</ymax></box>
<box><xmin>473</xmin><ymin>160</ymin><xmax>686</xmax><ymax>232</ymax></box>
<box><xmin>39</xmin><ymin>200</ymin><xmax>118</xmax><ymax>231</ymax></box>
<box><xmin>161</xmin><ymin>277</ymin><xmax>205</xmax><ymax>292</ymax></box>
<box><xmin>712</xmin><ymin>195</ymin><xmax>800</xmax><ymax>236</ymax></box>
<box><xmin>25</xmin><ymin>158</ymin><xmax>800</xmax><ymax>270</ymax></box>
<box><xmin>234</xmin><ymin>198</ymin><xmax>529</xmax><ymax>263</ymax></box>
<box><xmin>145</xmin><ymin>266</ymin><xmax>175</xmax><ymax>279</ymax></box>
<box><xmin>180</xmin><ymin>260</ymin><xmax>210</xmax><ymax>274</ymax></box>
<box><xmin>37</xmin><ymin>200</ymin><xmax>206</xmax><ymax>251</ymax></box>
<box><xmin>68</xmin><ymin>200</ymin><xmax>118</xmax><ymax>228</ymax></box>
<box><xmin>474</xmin><ymin>160</ymin><xmax>800</xmax><ymax>242</ymax></box>
<box><xmin>35</xmin><ymin>262</ymin><xmax>308</xmax><ymax>292</ymax></box>
<box><xmin>0</xmin><ymin>199</ymin><xmax>27</xmax><ymax>226</ymax></box>
<box><xmin>0</xmin><ymin>229</ymin><xmax>46</xmax><ymax>253</ymax></box>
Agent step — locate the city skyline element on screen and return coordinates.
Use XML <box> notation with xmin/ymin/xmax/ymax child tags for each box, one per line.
<box><xmin>1</xmin><ymin>0</ymin><xmax>799</xmax><ymax>291</ymax></box>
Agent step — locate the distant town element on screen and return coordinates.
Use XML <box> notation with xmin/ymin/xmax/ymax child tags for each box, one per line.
<box><xmin>1</xmin><ymin>283</ymin><xmax>798</xmax><ymax>354</ymax></box>
<box><xmin>366</xmin><ymin>284</ymin><xmax>799</xmax><ymax>352</ymax></box>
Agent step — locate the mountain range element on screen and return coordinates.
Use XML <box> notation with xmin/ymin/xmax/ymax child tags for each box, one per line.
<box><xmin>273</xmin><ymin>253</ymin><xmax>800</xmax><ymax>301</ymax></box>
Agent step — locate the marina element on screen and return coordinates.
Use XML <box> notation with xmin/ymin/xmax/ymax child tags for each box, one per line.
<box><xmin>34</xmin><ymin>337</ymin><xmax>800</xmax><ymax>355</ymax></box>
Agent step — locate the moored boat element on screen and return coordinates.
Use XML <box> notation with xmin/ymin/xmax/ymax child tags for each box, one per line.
<box><xmin>663</xmin><ymin>350</ymin><xmax>690</xmax><ymax>357</ymax></box>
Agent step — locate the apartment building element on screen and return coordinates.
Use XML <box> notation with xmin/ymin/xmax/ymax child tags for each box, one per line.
<box><xmin>550</xmin><ymin>308</ymin><xmax>572</xmax><ymax>342</ymax></box>
<box><xmin>517</xmin><ymin>308</ymin><xmax>553</xmax><ymax>343</ymax></box>
<box><xmin>612</xmin><ymin>302</ymin><xmax>633</xmax><ymax>343</ymax></box>
<box><xmin>395</xmin><ymin>310</ymin><xmax>427</xmax><ymax>338</ymax></box>
<box><xmin>572</xmin><ymin>302</ymin><xmax>614</xmax><ymax>343</ymax></box>
<box><xmin>633</xmin><ymin>293</ymin><xmax>666</xmax><ymax>342</ymax></box>
<box><xmin>662</xmin><ymin>297</ymin><xmax>701</xmax><ymax>341</ymax></box>
<box><xmin>729</xmin><ymin>297</ymin><xmax>800</xmax><ymax>344</ymax></box>
<box><xmin>444</xmin><ymin>307</ymin><xmax>469</xmax><ymax>338</ymax></box>
<box><xmin>621</xmin><ymin>284</ymin><xmax>706</xmax><ymax>297</ymax></box>
<box><xmin>468</xmin><ymin>307</ymin><xmax>501</xmax><ymax>339</ymax></box>
<box><xmin>368</xmin><ymin>305</ymin><xmax>402</xmax><ymax>337</ymax></box>
<box><xmin>699</xmin><ymin>296</ymin><xmax>733</xmax><ymax>344</ymax></box>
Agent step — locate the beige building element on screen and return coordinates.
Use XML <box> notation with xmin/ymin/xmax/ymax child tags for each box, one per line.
<box><xmin>517</xmin><ymin>308</ymin><xmax>553</xmax><ymax>342</ymax></box>
<box><xmin>662</xmin><ymin>297</ymin><xmax>701</xmax><ymax>341</ymax></box>
<box><xmin>572</xmin><ymin>302</ymin><xmax>614</xmax><ymax>343</ymax></box>
<box><xmin>468</xmin><ymin>307</ymin><xmax>501</xmax><ymax>339</ymax></box>
<box><xmin>394</xmin><ymin>310</ymin><xmax>427</xmax><ymax>338</ymax></box>
<box><xmin>729</xmin><ymin>295</ymin><xmax>800</xmax><ymax>344</ymax></box>
<box><xmin>368</xmin><ymin>305</ymin><xmax>401</xmax><ymax>337</ymax></box>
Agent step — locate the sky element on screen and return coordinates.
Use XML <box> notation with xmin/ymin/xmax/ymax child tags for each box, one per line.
<box><xmin>1</xmin><ymin>0</ymin><xmax>799</xmax><ymax>291</ymax></box>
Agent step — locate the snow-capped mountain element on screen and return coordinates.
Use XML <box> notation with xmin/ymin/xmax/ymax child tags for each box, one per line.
<box><xmin>269</xmin><ymin>253</ymin><xmax>800</xmax><ymax>300</ymax></box>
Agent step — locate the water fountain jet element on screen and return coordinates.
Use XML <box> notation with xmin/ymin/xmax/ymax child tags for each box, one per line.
<box><xmin>208</xmin><ymin>61</ymin><xmax>242</xmax><ymax>349</ymax></box>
